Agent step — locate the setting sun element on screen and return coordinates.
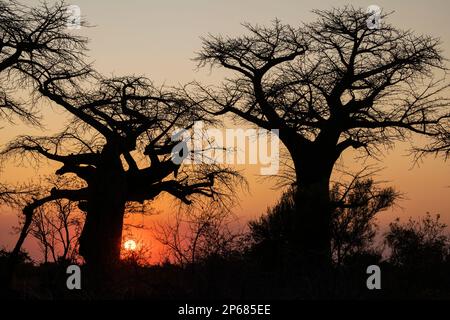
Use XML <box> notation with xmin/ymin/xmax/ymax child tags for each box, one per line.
<box><xmin>124</xmin><ymin>240</ymin><xmax>137</xmax><ymax>251</ymax></box>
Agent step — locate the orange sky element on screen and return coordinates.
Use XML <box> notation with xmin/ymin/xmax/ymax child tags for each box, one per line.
<box><xmin>0</xmin><ymin>0</ymin><xmax>449</xmax><ymax>263</ymax></box>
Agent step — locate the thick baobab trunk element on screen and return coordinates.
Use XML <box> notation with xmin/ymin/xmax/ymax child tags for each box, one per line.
<box><xmin>79</xmin><ymin>194</ymin><xmax>125</xmax><ymax>270</ymax></box>
<box><xmin>78</xmin><ymin>154</ymin><xmax>127</xmax><ymax>274</ymax></box>
<box><xmin>294</xmin><ymin>173</ymin><xmax>332</xmax><ymax>266</ymax></box>
<box><xmin>291</xmin><ymin>146</ymin><xmax>335</xmax><ymax>268</ymax></box>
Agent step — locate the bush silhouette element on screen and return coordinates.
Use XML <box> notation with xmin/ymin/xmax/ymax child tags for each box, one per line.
<box><xmin>385</xmin><ymin>213</ymin><xmax>449</xmax><ymax>268</ymax></box>
<box><xmin>248</xmin><ymin>178</ymin><xmax>396</xmax><ymax>267</ymax></box>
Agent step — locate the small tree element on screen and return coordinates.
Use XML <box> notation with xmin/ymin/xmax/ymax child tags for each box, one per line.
<box><xmin>385</xmin><ymin>213</ymin><xmax>449</xmax><ymax>267</ymax></box>
<box><xmin>28</xmin><ymin>190</ymin><xmax>83</xmax><ymax>264</ymax></box>
<box><xmin>330</xmin><ymin>176</ymin><xmax>397</xmax><ymax>265</ymax></box>
<box><xmin>249</xmin><ymin>173</ymin><xmax>397</xmax><ymax>266</ymax></box>
<box><xmin>154</xmin><ymin>204</ymin><xmax>247</xmax><ymax>266</ymax></box>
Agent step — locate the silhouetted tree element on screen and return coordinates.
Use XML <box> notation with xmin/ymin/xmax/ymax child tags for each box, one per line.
<box><xmin>2</xmin><ymin>76</ymin><xmax>243</xmax><ymax>273</ymax></box>
<box><xmin>248</xmin><ymin>187</ymin><xmax>296</xmax><ymax>270</ymax></box>
<box><xmin>26</xmin><ymin>177</ymin><xmax>83</xmax><ymax>264</ymax></box>
<box><xmin>249</xmin><ymin>174</ymin><xmax>397</xmax><ymax>267</ymax></box>
<box><xmin>195</xmin><ymin>7</ymin><xmax>449</xmax><ymax>265</ymax></box>
<box><xmin>154</xmin><ymin>204</ymin><xmax>247</xmax><ymax>266</ymax></box>
<box><xmin>385</xmin><ymin>213</ymin><xmax>449</xmax><ymax>267</ymax></box>
<box><xmin>330</xmin><ymin>175</ymin><xmax>397</xmax><ymax>265</ymax></box>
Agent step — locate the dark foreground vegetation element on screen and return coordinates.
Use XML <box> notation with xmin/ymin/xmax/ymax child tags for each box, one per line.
<box><xmin>2</xmin><ymin>197</ymin><xmax>449</xmax><ymax>300</ymax></box>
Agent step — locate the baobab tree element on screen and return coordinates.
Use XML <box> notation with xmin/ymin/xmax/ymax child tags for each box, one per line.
<box><xmin>3</xmin><ymin>75</ymin><xmax>242</xmax><ymax>273</ymax></box>
<box><xmin>194</xmin><ymin>7</ymin><xmax>450</xmax><ymax>265</ymax></box>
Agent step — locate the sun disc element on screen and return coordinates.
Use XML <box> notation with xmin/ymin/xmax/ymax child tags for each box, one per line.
<box><xmin>124</xmin><ymin>239</ymin><xmax>137</xmax><ymax>251</ymax></box>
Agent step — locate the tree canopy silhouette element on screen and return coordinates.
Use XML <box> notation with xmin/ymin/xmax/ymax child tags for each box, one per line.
<box><xmin>195</xmin><ymin>7</ymin><xmax>449</xmax><ymax>265</ymax></box>
<box><xmin>3</xmin><ymin>75</ymin><xmax>242</xmax><ymax>271</ymax></box>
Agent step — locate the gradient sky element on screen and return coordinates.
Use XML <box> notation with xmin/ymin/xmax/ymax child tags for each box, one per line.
<box><xmin>1</xmin><ymin>0</ymin><xmax>449</xmax><ymax>262</ymax></box>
